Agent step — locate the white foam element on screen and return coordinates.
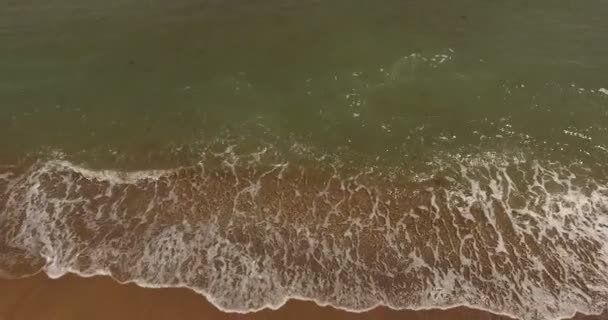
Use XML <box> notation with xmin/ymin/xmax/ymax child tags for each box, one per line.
<box><xmin>2</xmin><ymin>150</ymin><xmax>608</xmax><ymax>320</ymax></box>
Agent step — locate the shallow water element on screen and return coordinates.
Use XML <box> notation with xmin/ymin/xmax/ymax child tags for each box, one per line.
<box><xmin>1</xmin><ymin>1</ymin><xmax>608</xmax><ymax>319</ymax></box>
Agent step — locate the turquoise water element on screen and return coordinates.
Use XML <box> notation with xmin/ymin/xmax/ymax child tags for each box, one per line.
<box><xmin>1</xmin><ymin>1</ymin><xmax>608</xmax><ymax>319</ymax></box>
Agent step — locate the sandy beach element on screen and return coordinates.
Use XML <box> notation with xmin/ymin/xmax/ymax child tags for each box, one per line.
<box><xmin>0</xmin><ymin>274</ymin><xmax>605</xmax><ymax>320</ymax></box>
<box><xmin>3</xmin><ymin>1</ymin><xmax>608</xmax><ymax>320</ymax></box>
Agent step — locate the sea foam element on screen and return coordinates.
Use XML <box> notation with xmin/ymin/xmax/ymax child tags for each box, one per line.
<box><xmin>1</xmin><ymin>148</ymin><xmax>607</xmax><ymax>320</ymax></box>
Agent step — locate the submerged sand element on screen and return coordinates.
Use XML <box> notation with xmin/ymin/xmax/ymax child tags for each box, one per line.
<box><xmin>0</xmin><ymin>274</ymin><xmax>605</xmax><ymax>320</ymax></box>
<box><xmin>2</xmin><ymin>151</ymin><xmax>608</xmax><ymax>319</ymax></box>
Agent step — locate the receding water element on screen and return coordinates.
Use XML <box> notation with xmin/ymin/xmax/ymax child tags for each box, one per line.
<box><xmin>1</xmin><ymin>1</ymin><xmax>608</xmax><ymax>319</ymax></box>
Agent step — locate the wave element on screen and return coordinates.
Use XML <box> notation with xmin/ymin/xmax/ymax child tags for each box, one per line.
<box><xmin>1</xmin><ymin>147</ymin><xmax>607</xmax><ymax>320</ymax></box>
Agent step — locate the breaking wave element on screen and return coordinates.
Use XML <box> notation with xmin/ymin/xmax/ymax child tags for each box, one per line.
<box><xmin>1</xmin><ymin>145</ymin><xmax>607</xmax><ymax>320</ymax></box>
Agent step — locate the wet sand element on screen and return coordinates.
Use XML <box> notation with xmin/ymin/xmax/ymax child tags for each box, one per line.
<box><xmin>0</xmin><ymin>274</ymin><xmax>605</xmax><ymax>320</ymax></box>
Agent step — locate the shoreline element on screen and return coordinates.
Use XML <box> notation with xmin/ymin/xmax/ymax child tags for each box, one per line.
<box><xmin>2</xmin><ymin>154</ymin><xmax>608</xmax><ymax>320</ymax></box>
<box><xmin>0</xmin><ymin>273</ymin><xmax>606</xmax><ymax>320</ymax></box>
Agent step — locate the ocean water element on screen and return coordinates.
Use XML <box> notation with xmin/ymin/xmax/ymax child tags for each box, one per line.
<box><xmin>1</xmin><ymin>1</ymin><xmax>608</xmax><ymax>319</ymax></box>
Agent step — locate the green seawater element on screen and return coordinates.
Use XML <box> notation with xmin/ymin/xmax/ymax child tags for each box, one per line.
<box><xmin>1</xmin><ymin>0</ymin><xmax>608</xmax><ymax>166</ymax></box>
<box><xmin>3</xmin><ymin>3</ymin><xmax>608</xmax><ymax>319</ymax></box>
